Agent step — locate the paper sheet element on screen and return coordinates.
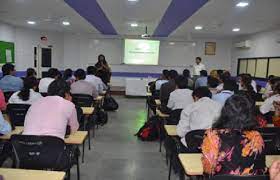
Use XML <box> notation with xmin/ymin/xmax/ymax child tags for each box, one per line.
<box><xmin>6</xmin><ymin>49</ymin><xmax>12</xmax><ymax>63</ymax></box>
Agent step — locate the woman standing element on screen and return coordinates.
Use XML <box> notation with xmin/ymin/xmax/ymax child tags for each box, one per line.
<box><xmin>95</xmin><ymin>54</ymin><xmax>111</xmax><ymax>85</ymax></box>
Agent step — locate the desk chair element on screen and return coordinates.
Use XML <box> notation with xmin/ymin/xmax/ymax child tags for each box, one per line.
<box><xmin>7</xmin><ymin>104</ymin><xmax>31</xmax><ymax>128</ymax></box>
<box><xmin>210</xmin><ymin>175</ymin><xmax>269</xmax><ymax>180</ymax></box>
<box><xmin>11</xmin><ymin>134</ymin><xmax>80</xmax><ymax>180</ymax></box>
<box><xmin>4</xmin><ymin>91</ymin><xmax>14</xmax><ymax>102</ymax></box>
<box><xmin>258</xmin><ymin>127</ymin><xmax>280</xmax><ymax>155</ymax></box>
<box><xmin>185</xmin><ymin>129</ymin><xmax>206</xmax><ymax>153</ymax></box>
<box><xmin>72</xmin><ymin>94</ymin><xmax>94</xmax><ymax>107</ymax></box>
<box><xmin>76</xmin><ymin>106</ymin><xmax>87</xmax><ymax>163</ymax></box>
<box><xmin>40</xmin><ymin>92</ymin><xmax>48</xmax><ymax>97</ymax></box>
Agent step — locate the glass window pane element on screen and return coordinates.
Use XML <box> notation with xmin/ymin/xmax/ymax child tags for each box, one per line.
<box><xmin>255</xmin><ymin>59</ymin><xmax>268</xmax><ymax>78</ymax></box>
<box><xmin>247</xmin><ymin>59</ymin><xmax>256</xmax><ymax>76</ymax></box>
<box><xmin>239</xmin><ymin>60</ymin><xmax>247</xmax><ymax>74</ymax></box>
<box><xmin>268</xmin><ymin>58</ymin><xmax>280</xmax><ymax>76</ymax></box>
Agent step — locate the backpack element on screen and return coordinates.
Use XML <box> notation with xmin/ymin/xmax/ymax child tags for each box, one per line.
<box><xmin>103</xmin><ymin>95</ymin><xmax>119</xmax><ymax>111</ymax></box>
<box><xmin>135</xmin><ymin>116</ymin><xmax>160</xmax><ymax>141</ymax></box>
<box><xmin>96</xmin><ymin>110</ymin><xmax>108</xmax><ymax>126</ymax></box>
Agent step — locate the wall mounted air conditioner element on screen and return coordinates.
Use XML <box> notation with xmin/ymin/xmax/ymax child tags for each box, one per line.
<box><xmin>234</xmin><ymin>40</ymin><xmax>251</xmax><ymax>49</ymax></box>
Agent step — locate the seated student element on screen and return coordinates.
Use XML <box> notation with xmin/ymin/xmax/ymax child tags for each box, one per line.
<box><xmin>0</xmin><ymin>111</ymin><xmax>12</xmax><ymax>135</ymax></box>
<box><xmin>212</xmin><ymin>79</ymin><xmax>237</xmax><ymax>106</ymax></box>
<box><xmin>216</xmin><ymin>71</ymin><xmax>231</xmax><ymax>92</ymax></box>
<box><xmin>260</xmin><ymin>81</ymin><xmax>280</xmax><ymax>115</ymax></box>
<box><xmin>0</xmin><ymin>63</ymin><xmax>23</xmax><ymax>92</ymax></box>
<box><xmin>23</xmin><ymin>79</ymin><xmax>79</xmax><ymax>139</ymax></box>
<box><xmin>176</xmin><ymin>87</ymin><xmax>222</xmax><ymax>147</ymax></box>
<box><xmin>71</xmin><ymin>69</ymin><xmax>98</xmax><ymax>98</ymax></box>
<box><xmin>195</xmin><ymin>70</ymin><xmax>208</xmax><ymax>89</ymax></box>
<box><xmin>159</xmin><ymin>70</ymin><xmax>178</xmax><ymax>113</ymax></box>
<box><xmin>202</xmin><ymin>95</ymin><xmax>265</xmax><ymax>176</ymax></box>
<box><xmin>238</xmin><ymin>73</ymin><xmax>257</xmax><ymax>92</ymax></box>
<box><xmin>0</xmin><ymin>89</ymin><xmax>6</xmax><ymax>111</ymax></box>
<box><xmin>63</xmin><ymin>68</ymin><xmax>75</xmax><ymax>85</ymax></box>
<box><xmin>238</xmin><ymin>74</ymin><xmax>257</xmax><ymax>103</ymax></box>
<box><xmin>39</xmin><ymin>68</ymin><xmax>59</xmax><ymax>93</ymax></box>
<box><xmin>155</xmin><ymin>70</ymin><xmax>169</xmax><ymax>91</ymax></box>
<box><xmin>167</xmin><ymin>75</ymin><xmax>193</xmax><ymax>110</ymax></box>
<box><xmin>9</xmin><ymin>77</ymin><xmax>42</xmax><ymax>105</ymax></box>
<box><xmin>263</xmin><ymin>75</ymin><xmax>276</xmax><ymax>99</ymax></box>
<box><xmin>182</xmin><ymin>69</ymin><xmax>193</xmax><ymax>89</ymax></box>
<box><xmin>85</xmin><ymin>66</ymin><xmax>107</xmax><ymax>94</ymax></box>
<box><xmin>26</xmin><ymin>68</ymin><xmax>37</xmax><ymax>78</ymax></box>
<box><xmin>207</xmin><ymin>76</ymin><xmax>220</xmax><ymax>95</ymax></box>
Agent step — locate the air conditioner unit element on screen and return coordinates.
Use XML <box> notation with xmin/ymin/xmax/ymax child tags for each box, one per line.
<box><xmin>234</xmin><ymin>40</ymin><xmax>251</xmax><ymax>49</ymax></box>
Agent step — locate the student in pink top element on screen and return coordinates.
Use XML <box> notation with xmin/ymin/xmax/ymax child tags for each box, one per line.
<box><xmin>0</xmin><ymin>89</ymin><xmax>6</xmax><ymax>110</ymax></box>
<box><xmin>23</xmin><ymin>79</ymin><xmax>79</xmax><ymax>140</ymax></box>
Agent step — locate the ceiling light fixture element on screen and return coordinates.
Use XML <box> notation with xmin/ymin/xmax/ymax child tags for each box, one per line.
<box><xmin>169</xmin><ymin>42</ymin><xmax>175</xmax><ymax>45</ymax></box>
<box><xmin>127</xmin><ymin>0</ymin><xmax>138</xmax><ymax>2</ymax></box>
<box><xmin>194</xmin><ymin>26</ymin><xmax>203</xmax><ymax>30</ymax></box>
<box><xmin>62</xmin><ymin>21</ymin><xmax>70</xmax><ymax>26</ymax></box>
<box><xmin>232</xmin><ymin>28</ymin><xmax>240</xmax><ymax>32</ymax></box>
<box><xmin>27</xmin><ymin>21</ymin><xmax>36</xmax><ymax>25</ymax></box>
<box><xmin>130</xmin><ymin>23</ymin><xmax>138</xmax><ymax>27</ymax></box>
<box><xmin>236</xmin><ymin>2</ymin><xmax>249</xmax><ymax>7</ymax></box>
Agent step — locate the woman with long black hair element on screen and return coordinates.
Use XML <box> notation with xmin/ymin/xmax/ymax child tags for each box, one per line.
<box><xmin>95</xmin><ymin>54</ymin><xmax>111</xmax><ymax>85</ymax></box>
<box><xmin>9</xmin><ymin>77</ymin><xmax>42</xmax><ymax>104</ymax></box>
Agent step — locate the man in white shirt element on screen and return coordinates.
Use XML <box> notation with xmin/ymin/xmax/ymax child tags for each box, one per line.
<box><xmin>167</xmin><ymin>75</ymin><xmax>193</xmax><ymax>110</ymax></box>
<box><xmin>39</xmin><ymin>68</ymin><xmax>59</xmax><ymax>93</ymax></box>
<box><xmin>85</xmin><ymin>66</ymin><xmax>107</xmax><ymax>94</ymax></box>
<box><xmin>177</xmin><ymin>87</ymin><xmax>222</xmax><ymax>147</ymax></box>
<box><xmin>193</xmin><ymin>57</ymin><xmax>206</xmax><ymax>77</ymax></box>
<box><xmin>212</xmin><ymin>79</ymin><xmax>237</xmax><ymax>106</ymax></box>
<box><xmin>260</xmin><ymin>81</ymin><xmax>280</xmax><ymax>114</ymax></box>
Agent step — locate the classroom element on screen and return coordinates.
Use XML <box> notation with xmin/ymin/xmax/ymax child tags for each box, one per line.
<box><xmin>0</xmin><ymin>0</ymin><xmax>280</xmax><ymax>179</ymax></box>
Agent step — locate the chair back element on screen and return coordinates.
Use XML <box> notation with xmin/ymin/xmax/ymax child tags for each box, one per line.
<box><xmin>75</xmin><ymin>106</ymin><xmax>84</xmax><ymax>130</ymax></box>
<box><xmin>258</xmin><ymin>127</ymin><xmax>280</xmax><ymax>155</ymax></box>
<box><xmin>72</xmin><ymin>94</ymin><xmax>93</xmax><ymax>107</ymax></box>
<box><xmin>185</xmin><ymin>129</ymin><xmax>206</xmax><ymax>153</ymax></box>
<box><xmin>40</xmin><ymin>92</ymin><xmax>48</xmax><ymax>97</ymax></box>
<box><xmin>11</xmin><ymin>135</ymin><xmax>65</xmax><ymax>170</ymax></box>
<box><xmin>7</xmin><ymin>104</ymin><xmax>31</xmax><ymax>128</ymax></box>
<box><xmin>210</xmin><ymin>175</ymin><xmax>269</xmax><ymax>180</ymax></box>
<box><xmin>4</xmin><ymin>91</ymin><xmax>14</xmax><ymax>102</ymax></box>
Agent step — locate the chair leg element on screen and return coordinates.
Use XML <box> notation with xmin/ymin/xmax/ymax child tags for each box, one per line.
<box><xmin>82</xmin><ymin>141</ymin><xmax>85</xmax><ymax>163</ymax></box>
<box><xmin>66</xmin><ymin>169</ymin><xmax>71</xmax><ymax>180</ymax></box>
<box><xmin>168</xmin><ymin>154</ymin><xmax>172</xmax><ymax>180</ymax></box>
<box><xmin>76</xmin><ymin>155</ymin><xmax>80</xmax><ymax>180</ymax></box>
<box><xmin>88</xmin><ymin>129</ymin><xmax>91</xmax><ymax>150</ymax></box>
<box><xmin>159</xmin><ymin>119</ymin><xmax>162</xmax><ymax>152</ymax></box>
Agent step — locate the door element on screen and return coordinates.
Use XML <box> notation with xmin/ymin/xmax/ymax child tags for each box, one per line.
<box><xmin>34</xmin><ymin>45</ymin><xmax>52</xmax><ymax>78</ymax></box>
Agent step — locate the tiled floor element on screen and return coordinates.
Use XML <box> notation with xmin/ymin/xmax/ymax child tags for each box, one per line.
<box><xmin>72</xmin><ymin>96</ymin><xmax>169</xmax><ymax>180</ymax></box>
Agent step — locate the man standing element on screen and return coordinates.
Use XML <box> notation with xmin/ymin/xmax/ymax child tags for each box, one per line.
<box><xmin>193</xmin><ymin>57</ymin><xmax>206</xmax><ymax>80</ymax></box>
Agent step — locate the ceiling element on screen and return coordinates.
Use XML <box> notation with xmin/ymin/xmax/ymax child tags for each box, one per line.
<box><xmin>0</xmin><ymin>0</ymin><xmax>280</xmax><ymax>38</ymax></box>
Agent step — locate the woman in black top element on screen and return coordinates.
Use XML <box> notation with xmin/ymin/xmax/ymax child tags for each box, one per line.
<box><xmin>95</xmin><ymin>54</ymin><xmax>111</xmax><ymax>85</ymax></box>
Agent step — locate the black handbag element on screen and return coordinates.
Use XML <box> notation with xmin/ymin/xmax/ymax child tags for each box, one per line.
<box><xmin>102</xmin><ymin>95</ymin><xmax>119</xmax><ymax>111</ymax></box>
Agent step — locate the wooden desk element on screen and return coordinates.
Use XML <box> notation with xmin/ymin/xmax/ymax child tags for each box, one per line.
<box><xmin>0</xmin><ymin>126</ymin><xmax>23</xmax><ymax>140</ymax></box>
<box><xmin>0</xmin><ymin>168</ymin><xmax>65</xmax><ymax>180</ymax></box>
<box><xmin>178</xmin><ymin>153</ymin><xmax>280</xmax><ymax>176</ymax></box>
<box><xmin>146</xmin><ymin>92</ymin><xmax>152</xmax><ymax>97</ymax></box>
<box><xmin>155</xmin><ymin>99</ymin><xmax>161</xmax><ymax>106</ymax></box>
<box><xmin>94</xmin><ymin>96</ymin><xmax>104</xmax><ymax>101</ymax></box>
<box><xmin>164</xmin><ymin>125</ymin><xmax>177</xmax><ymax>136</ymax></box>
<box><xmin>81</xmin><ymin>107</ymin><xmax>95</xmax><ymax>115</ymax></box>
<box><xmin>65</xmin><ymin>131</ymin><xmax>88</xmax><ymax>145</ymax></box>
<box><xmin>156</xmin><ymin>109</ymin><xmax>170</xmax><ymax>118</ymax></box>
<box><xmin>266</xmin><ymin>124</ymin><xmax>275</xmax><ymax>127</ymax></box>
<box><xmin>256</xmin><ymin>101</ymin><xmax>264</xmax><ymax>106</ymax></box>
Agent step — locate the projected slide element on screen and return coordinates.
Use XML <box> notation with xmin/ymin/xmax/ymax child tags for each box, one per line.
<box><xmin>124</xmin><ymin>39</ymin><xmax>160</xmax><ymax>65</ymax></box>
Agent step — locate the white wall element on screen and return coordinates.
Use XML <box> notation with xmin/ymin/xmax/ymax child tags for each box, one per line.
<box><xmin>0</xmin><ymin>22</ymin><xmax>64</xmax><ymax>71</ymax></box>
<box><xmin>231</xmin><ymin>28</ymin><xmax>280</xmax><ymax>75</ymax></box>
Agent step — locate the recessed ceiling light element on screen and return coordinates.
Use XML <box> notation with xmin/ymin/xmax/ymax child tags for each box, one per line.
<box><xmin>130</xmin><ymin>23</ymin><xmax>138</xmax><ymax>27</ymax></box>
<box><xmin>194</xmin><ymin>26</ymin><xmax>203</xmax><ymax>30</ymax></box>
<box><xmin>169</xmin><ymin>42</ymin><xmax>175</xmax><ymax>45</ymax></box>
<box><xmin>232</xmin><ymin>28</ymin><xmax>240</xmax><ymax>32</ymax></box>
<box><xmin>27</xmin><ymin>21</ymin><xmax>36</xmax><ymax>25</ymax></box>
<box><xmin>128</xmin><ymin>0</ymin><xmax>138</xmax><ymax>2</ymax></box>
<box><xmin>236</xmin><ymin>2</ymin><xmax>249</xmax><ymax>7</ymax></box>
<box><xmin>62</xmin><ymin>21</ymin><xmax>70</xmax><ymax>26</ymax></box>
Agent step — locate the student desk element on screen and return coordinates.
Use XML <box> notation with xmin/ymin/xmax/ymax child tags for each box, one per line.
<box><xmin>164</xmin><ymin>125</ymin><xmax>178</xmax><ymax>136</ymax></box>
<box><xmin>0</xmin><ymin>168</ymin><xmax>65</xmax><ymax>180</ymax></box>
<box><xmin>156</xmin><ymin>109</ymin><xmax>170</xmax><ymax>152</ymax></box>
<box><xmin>65</xmin><ymin>131</ymin><xmax>88</xmax><ymax>145</ymax></box>
<box><xmin>81</xmin><ymin>107</ymin><xmax>95</xmax><ymax>115</ymax></box>
<box><xmin>0</xmin><ymin>126</ymin><xmax>23</xmax><ymax>140</ymax></box>
<box><xmin>256</xmin><ymin>101</ymin><xmax>264</xmax><ymax>106</ymax></box>
<box><xmin>146</xmin><ymin>92</ymin><xmax>152</xmax><ymax>97</ymax></box>
<box><xmin>178</xmin><ymin>153</ymin><xmax>280</xmax><ymax>177</ymax></box>
<box><xmin>94</xmin><ymin>95</ymin><xmax>104</xmax><ymax>102</ymax></box>
<box><xmin>155</xmin><ymin>99</ymin><xmax>161</xmax><ymax>106</ymax></box>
